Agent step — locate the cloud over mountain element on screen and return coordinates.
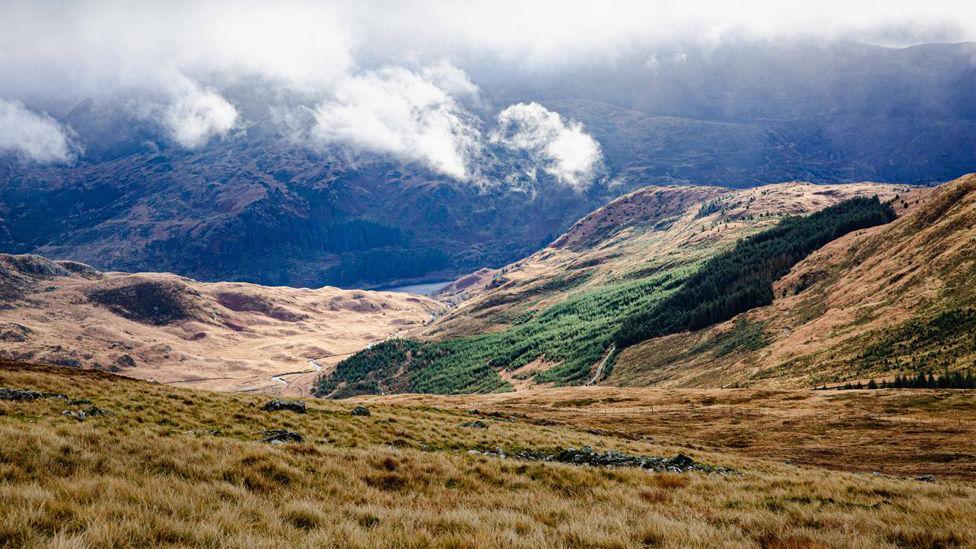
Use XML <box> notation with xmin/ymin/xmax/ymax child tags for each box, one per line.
<box><xmin>163</xmin><ymin>80</ymin><xmax>239</xmax><ymax>149</ymax></box>
<box><xmin>492</xmin><ymin>103</ymin><xmax>603</xmax><ymax>190</ymax></box>
<box><xmin>0</xmin><ymin>98</ymin><xmax>74</xmax><ymax>163</ymax></box>
<box><xmin>311</xmin><ymin>67</ymin><xmax>482</xmax><ymax>181</ymax></box>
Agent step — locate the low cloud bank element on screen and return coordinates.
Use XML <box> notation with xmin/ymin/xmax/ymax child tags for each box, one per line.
<box><xmin>492</xmin><ymin>103</ymin><xmax>603</xmax><ymax>191</ymax></box>
<box><xmin>162</xmin><ymin>80</ymin><xmax>239</xmax><ymax>149</ymax></box>
<box><xmin>0</xmin><ymin>98</ymin><xmax>74</xmax><ymax>163</ymax></box>
<box><xmin>312</xmin><ymin>67</ymin><xmax>482</xmax><ymax>181</ymax></box>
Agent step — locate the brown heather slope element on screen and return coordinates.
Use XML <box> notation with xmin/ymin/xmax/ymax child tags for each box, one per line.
<box><xmin>369</xmin><ymin>386</ymin><xmax>976</xmax><ymax>481</ymax></box>
<box><xmin>614</xmin><ymin>173</ymin><xmax>976</xmax><ymax>389</ymax></box>
<box><xmin>0</xmin><ymin>255</ymin><xmax>439</xmax><ymax>394</ymax></box>
<box><xmin>2</xmin><ymin>361</ymin><xmax>976</xmax><ymax>547</ymax></box>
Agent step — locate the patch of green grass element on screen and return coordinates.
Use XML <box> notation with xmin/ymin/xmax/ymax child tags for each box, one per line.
<box><xmin>318</xmin><ymin>270</ymin><xmax>691</xmax><ymax>395</ymax></box>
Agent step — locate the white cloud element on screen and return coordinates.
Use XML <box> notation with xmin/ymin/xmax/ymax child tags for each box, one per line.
<box><xmin>491</xmin><ymin>102</ymin><xmax>602</xmax><ymax>190</ymax></box>
<box><xmin>0</xmin><ymin>98</ymin><xmax>73</xmax><ymax>163</ymax></box>
<box><xmin>311</xmin><ymin>66</ymin><xmax>482</xmax><ymax>181</ymax></box>
<box><xmin>162</xmin><ymin>80</ymin><xmax>239</xmax><ymax>149</ymax></box>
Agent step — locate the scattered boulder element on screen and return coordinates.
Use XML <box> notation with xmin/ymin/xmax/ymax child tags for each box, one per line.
<box><xmin>262</xmin><ymin>399</ymin><xmax>306</xmax><ymax>414</ymax></box>
<box><xmin>0</xmin><ymin>388</ymin><xmax>44</xmax><ymax>401</ymax></box>
<box><xmin>460</xmin><ymin>420</ymin><xmax>489</xmax><ymax>429</ymax></box>
<box><xmin>0</xmin><ymin>387</ymin><xmax>67</xmax><ymax>401</ymax></box>
<box><xmin>473</xmin><ymin>446</ymin><xmax>731</xmax><ymax>473</ymax></box>
<box><xmin>916</xmin><ymin>475</ymin><xmax>937</xmax><ymax>483</ymax></box>
<box><xmin>667</xmin><ymin>454</ymin><xmax>695</xmax><ymax>469</ymax></box>
<box><xmin>262</xmin><ymin>429</ymin><xmax>303</xmax><ymax>444</ymax></box>
<box><xmin>116</xmin><ymin>354</ymin><xmax>137</xmax><ymax>368</ymax></box>
<box><xmin>351</xmin><ymin>405</ymin><xmax>371</xmax><ymax>417</ymax></box>
<box><xmin>62</xmin><ymin>406</ymin><xmax>110</xmax><ymax>421</ymax></box>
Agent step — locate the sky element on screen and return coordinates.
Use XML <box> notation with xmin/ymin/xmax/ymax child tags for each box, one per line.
<box><xmin>0</xmin><ymin>0</ymin><xmax>973</xmax><ymax>182</ymax></box>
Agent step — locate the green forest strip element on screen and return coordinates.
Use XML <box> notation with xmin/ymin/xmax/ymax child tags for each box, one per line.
<box><xmin>612</xmin><ymin>196</ymin><xmax>896</xmax><ymax>348</ymax></box>
<box><xmin>316</xmin><ymin>197</ymin><xmax>896</xmax><ymax>397</ymax></box>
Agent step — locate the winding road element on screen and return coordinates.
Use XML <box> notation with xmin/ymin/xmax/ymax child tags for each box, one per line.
<box><xmin>586</xmin><ymin>345</ymin><xmax>615</xmax><ymax>386</ymax></box>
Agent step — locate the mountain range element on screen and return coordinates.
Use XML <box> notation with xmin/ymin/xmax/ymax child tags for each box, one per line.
<box><xmin>2</xmin><ymin>41</ymin><xmax>975</xmax><ymax>289</ymax></box>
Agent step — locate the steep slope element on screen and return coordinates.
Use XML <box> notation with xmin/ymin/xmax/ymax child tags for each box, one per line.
<box><xmin>614</xmin><ymin>173</ymin><xmax>976</xmax><ymax>388</ymax></box>
<box><xmin>0</xmin><ymin>254</ymin><xmax>438</xmax><ymax>393</ymax></box>
<box><xmin>317</xmin><ymin>181</ymin><xmax>912</xmax><ymax>396</ymax></box>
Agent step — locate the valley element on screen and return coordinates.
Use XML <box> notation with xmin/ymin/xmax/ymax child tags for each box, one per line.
<box><xmin>3</xmin><ymin>175</ymin><xmax>976</xmax><ymax>547</ymax></box>
<box><xmin>3</xmin><ymin>4</ymin><xmax>976</xmax><ymax>546</ymax></box>
<box><xmin>0</xmin><ymin>254</ymin><xmax>439</xmax><ymax>394</ymax></box>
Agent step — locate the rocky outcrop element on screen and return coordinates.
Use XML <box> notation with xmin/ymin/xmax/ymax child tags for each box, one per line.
<box><xmin>262</xmin><ymin>399</ymin><xmax>307</xmax><ymax>413</ymax></box>
<box><xmin>473</xmin><ymin>446</ymin><xmax>730</xmax><ymax>473</ymax></box>
<box><xmin>351</xmin><ymin>405</ymin><xmax>371</xmax><ymax>416</ymax></box>
<box><xmin>262</xmin><ymin>429</ymin><xmax>303</xmax><ymax>444</ymax></box>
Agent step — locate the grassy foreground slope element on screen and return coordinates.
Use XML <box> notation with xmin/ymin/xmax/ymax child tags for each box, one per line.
<box><xmin>316</xmin><ymin>183</ymin><xmax>909</xmax><ymax>396</ymax></box>
<box><xmin>3</xmin><ymin>361</ymin><xmax>976</xmax><ymax>547</ymax></box>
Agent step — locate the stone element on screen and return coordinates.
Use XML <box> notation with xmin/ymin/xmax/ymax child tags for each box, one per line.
<box><xmin>0</xmin><ymin>387</ymin><xmax>67</xmax><ymax>401</ymax></box>
<box><xmin>460</xmin><ymin>420</ymin><xmax>488</xmax><ymax>429</ymax></box>
<box><xmin>0</xmin><ymin>388</ymin><xmax>44</xmax><ymax>401</ymax></box>
<box><xmin>62</xmin><ymin>406</ymin><xmax>110</xmax><ymax>420</ymax></box>
<box><xmin>262</xmin><ymin>429</ymin><xmax>303</xmax><ymax>444</ymax></box>
<box><xmin>667</xmin><ymin>454</ymin><xmax>696</xmax><ymax>469</ymax></box>
<box><xmin>351</xmin><ymin>405</ymin><xmax>371</xmax><ymax>416</ymax></box>
<box><xmin>261</xmin><ymin>399</ymin><xmax>306</xmax><ymax>413</ymax></box>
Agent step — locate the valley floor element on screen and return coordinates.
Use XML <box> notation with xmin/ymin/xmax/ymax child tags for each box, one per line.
<box><xmin>1</xmin><ymin>361</ymin><xmax>974</xmax><ymax>547</ymax></box>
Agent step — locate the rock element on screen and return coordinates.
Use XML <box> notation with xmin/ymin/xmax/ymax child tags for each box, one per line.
<box><xmin>261</xmin><ymin>399</ymin><xmax>306</xmax><ymax>413</ymax></box>
<box><xmin>116</xmin><ymin>354</ymin><xmax>137</xmax><ymax>368</ymax></box>
<box><xmin>262</xmin><ymin>429</ymin><xmax>303</xmax><ymax>444</ymax></box>
<box><xmin>62</xmin><ymin>406</ymin><xmax>110</xmax><ymax>420</ymax></box>
<box><xmin>667</xmin><ymin>454</ymin><xmax>696</xmax><ymax>469</ymax></box>
<box><xmin>0</xmin><ymin>387</ymin><xmax>67</xmax><ymax>401</ymax></box>
<box><xmin>476</xmin><ymin>446</ymin><xmax>725</xmax><ymax>473</ymax></box>
<box><xmin>351</xmin><ymin>405</ymin><xmax>371</xmax><ymax>417</ymax></box>
<box><xmin>0</xmin><ymin>388</ymin><xmax>44</xmax><ymax>401</ymax></box>
<box><xmin>916</xmin><ymin>475</ymin><xmax>936</xmax><ymax>483</ymax></box>
<box><xmin>460</xmin><ymin>420</ymin><xmax>488</xmax><ymax>429</ymax></box>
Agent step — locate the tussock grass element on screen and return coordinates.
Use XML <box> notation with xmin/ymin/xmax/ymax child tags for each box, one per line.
<box><xmin>1</xmin><ymin>362</ymin><xmax>975</xmax><ymax>547</ymax></box>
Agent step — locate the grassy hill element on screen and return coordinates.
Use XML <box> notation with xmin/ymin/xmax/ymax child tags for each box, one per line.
<box><xmin>614</xmin><ymin>173</ymin><xmax>976</xmax><ymax>388</ymax></box>
<box><xmin>316</xmin><ymin>182</ymin><xmax>914</xmax><ymax>396</ymax></box>
<box><xmin>2</xmin><ymin>360</ymin><xmax>975</xmax><ymax>547</ymax></box>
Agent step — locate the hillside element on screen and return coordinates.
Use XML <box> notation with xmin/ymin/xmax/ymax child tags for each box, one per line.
<box><xmin>0</xmin><ymin>254</ymin><xmax>438</xmax><ymax>394</ymax></box>
<box><xmin>316</xmin><ymin>181</ymin><xmax>917</xmax><ymax>396</ymax></box>
<box><xmin>0</xmin><ymin>140</ymin><xmax>601</xmax><ymax>289</ymax></box>
<box><xmin>2</xmin><ymin>360</ymin><xmax>975</xmax><ymax>546</ymax></box>
<box><xmin>614</xmin><ymin>173</ymin><xmax>976</xmax><ymax>388</ymax></box>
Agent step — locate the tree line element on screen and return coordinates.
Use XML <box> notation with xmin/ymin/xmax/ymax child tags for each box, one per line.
<box><xmin>824</xmin><ymin>370</ymin><xmax>976</xmax><ymax>390</ymax></box>
<box><xmin>613</xmin><ymin>197</ymin><xmax>897</xmax><ymax>348</ymax></box>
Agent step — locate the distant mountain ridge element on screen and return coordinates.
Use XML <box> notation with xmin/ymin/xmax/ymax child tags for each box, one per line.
<box><xmin>2</xmin><ymin>41</ymin><xmax>975</xmax><ymax>288</ymax></box>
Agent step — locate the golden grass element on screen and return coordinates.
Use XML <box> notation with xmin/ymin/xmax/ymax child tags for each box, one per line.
<box><xmin>1</xmin><ymin>362</ymin><xmax>975</xmax><ymax>547</ymax></box>
<box><xmin>370</xmin><ymin>386</ymin><xmax>976</xmax><ymax>480</ymax></box>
